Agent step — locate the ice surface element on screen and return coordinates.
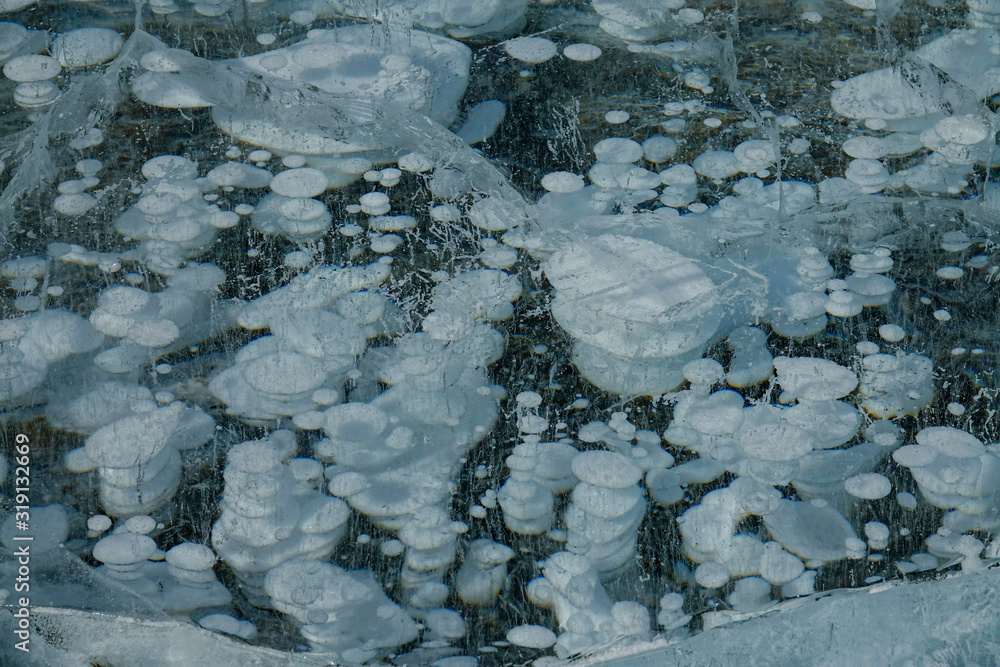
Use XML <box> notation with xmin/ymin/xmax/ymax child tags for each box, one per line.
<box><xmin>1</xmin><ymin>0</ymin><xmax>999</xmax><ymax>664</ymax></box>
<box><xmin>578</xmin><ymin>568</ymin><xmax>1000</xmax><ymax>666</ymax></box>
<box><xmin>3</xmin><ymin>606</ymin><xmax>321</xmax><ymax>666</ymax></box>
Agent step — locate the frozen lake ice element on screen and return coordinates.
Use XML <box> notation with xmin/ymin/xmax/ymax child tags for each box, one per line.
<box><xmin>0</xmin><ymin>0</ymin><xmax>998</xmax><ymax>664</ymax></box>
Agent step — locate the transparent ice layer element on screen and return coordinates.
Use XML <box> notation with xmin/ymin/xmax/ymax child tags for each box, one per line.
<box><xmin>0</xmin><ymin>0</ymin><xmax>999</xmax><ymax>665</ymax></box>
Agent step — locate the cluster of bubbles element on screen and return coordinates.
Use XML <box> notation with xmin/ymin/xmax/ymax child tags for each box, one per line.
<box><xmin>0</xmin><ymin>0</ymin><xmax>999</xmax><ymax>665</ymax></box>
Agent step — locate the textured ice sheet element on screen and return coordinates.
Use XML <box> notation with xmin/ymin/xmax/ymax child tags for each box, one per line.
<box><xmin>13</xmin><ymin>570</ymin><xmax>998</xmax><ymax>665</ymax></box>
<box><xmin>579</xmin><ymin>568</ymin><xmax>1000</xmax><ymax>665</ymax></box>
<box><xmin>2</xmin><ymin>606</ymin><xmax>324</xmax><ymax>666</ymax></box>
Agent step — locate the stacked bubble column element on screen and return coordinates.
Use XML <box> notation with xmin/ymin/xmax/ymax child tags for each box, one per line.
<box><xmin>565</xmin><ymin>450</ymin><xmax>646</xmax><ymax>576</ymax></box>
